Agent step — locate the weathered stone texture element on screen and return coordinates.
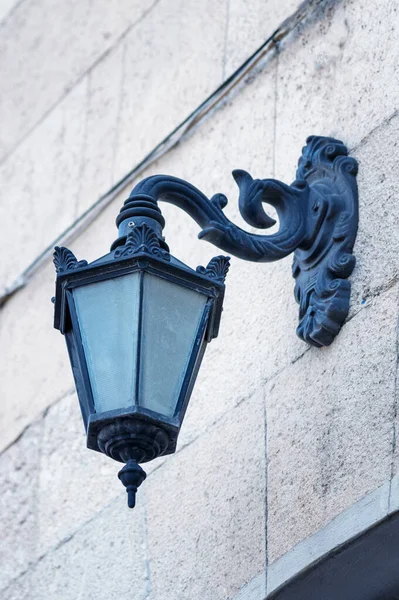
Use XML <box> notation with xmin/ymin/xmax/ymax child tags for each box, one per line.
<box><xmin>0</xmin><ymin>0</ymin><xmax>156</xmax><ymax>160</ymax></box>
<box><xmin>112</xmin><ymin>0</ymin><xmax>227</xmax><ymax>183</ymax></box>
<box><xmin>2</xmin><ymin>496</ymin><xmax>148</xmax><ymax>600</ymax></box>
<box><xmin>37</xmin><ymin>392</ymin><xmax>119</xmax><ymax>557</ymax></box>
<box><xmin>145</xmin><ymin>390</ymin><xmax>266</xmax><ymax>600</ymax></box>
<box><xmin>224</xmin><ymin>0</ymin><xmax>301</xmax><ymax>74</ymax></box>
<box><xmin>75</xmin><ymin>0</ymin><xmax>234</xmax><ymax>214</ymax></box>
<box><xmin>0</xmin><ymin>262</ymin><xmax>74</xmax><ymax>453</ymax></box>
<box><xmin>77</xmin><ymin>45</ymin><xmax>125</xmax><ymax>214</ymax></box>
<box><xmin>272</xmin><ymin>0</ymin><xmax>399</xmax><ymax>318</ymax></box>
<box><xmin>275</xmin><ymin>0</ymin><xmax>399</xmax><ymax>175</ymax></box>
<box><xmin>0</xmin><ymin>421</ymin><xmax>41</xmax><ymax>592</ymax></box>
<box><xmin>349</xmin><ymin>113</ymin><xmax>399</xmax><ymax>309</ymax></box>
<box><xmin>392</xmin><ymin>295</ymin><xmax>399</xmax><ymax>489</ymax></box>
<box><xmin>266</xmin><ymin>284</ymin><xmax>398</xmax><ymax>563</ymax></box>
<box><xmin>0</xmin><ymin>80</ymin><xmax>87</xmax><ymax>289</ymax></box>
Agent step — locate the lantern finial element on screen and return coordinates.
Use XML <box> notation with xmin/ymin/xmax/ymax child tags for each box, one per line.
<box><xmin>118</xmin><ymin>460</ymin><xmax>147</xmax><ymax>509</ymax></box>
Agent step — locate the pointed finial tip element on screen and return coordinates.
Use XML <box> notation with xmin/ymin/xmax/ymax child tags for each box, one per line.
<box><xmin>127</xmin><ymin>488</ymin><xmax>137</xmax><ymax>509</ymax></box>
<box><xmin>118</xmin><ymin>460</ymin><xmax>147</xmax><ymax>510</ymax></box>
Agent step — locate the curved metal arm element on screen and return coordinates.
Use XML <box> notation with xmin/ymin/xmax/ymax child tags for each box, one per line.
<box><xmin>116</xmin><ymin>136</ymin><xmax>359</xmax><ymax>347</ymax></box>
<box><xmin>129</xmin><ymin>171</ymin><xmax>309</xmax><ymax>262</ymax></box>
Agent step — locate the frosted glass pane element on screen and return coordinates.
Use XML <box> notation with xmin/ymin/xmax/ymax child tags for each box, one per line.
<box><xmin>140</xmin><ymin>274</ymin><xmax>207</xmax><ymax>417</ymax></box>
<box><xmin>73</xmin><ymin>273</ymin><xmax>141</xmax><ymax>414</ymax></box>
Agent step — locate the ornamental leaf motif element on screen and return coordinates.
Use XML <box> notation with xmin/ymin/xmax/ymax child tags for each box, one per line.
<box><xmin>196</xmin><ymin>255</ymin><xmax>230</xmax><ymax>283</ymax></box>
<box><xmin>114</xmin><ymin>223</ymin><xmax>170</xmax><ymax>261</ymax></box>
<box><xmin>292</xmin><ymin>137</ymin><xmax>359</xmax><ymax>347</ymax></box>
<box><xmin>53</xmin><ymin>246</ymin><xmax>88</xmax><ymax>274</ymax></box>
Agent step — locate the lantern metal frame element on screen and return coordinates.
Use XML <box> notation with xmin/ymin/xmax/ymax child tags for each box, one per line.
<box><xmin>54</xmin><ymin>243</ymin><xmax>227</xmax><ymax>448</ymax></box>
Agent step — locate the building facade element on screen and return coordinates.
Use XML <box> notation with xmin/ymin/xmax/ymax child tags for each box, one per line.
<box><xmin>1</xmin><ymin>0</ymin><xmax>398</xmax><ymax>598</ymax></box>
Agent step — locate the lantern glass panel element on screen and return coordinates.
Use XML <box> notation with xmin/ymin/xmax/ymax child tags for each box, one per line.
<box><xmin>73</xmin><ymin>273</ymin><xmax>141</xmax><ymax>414</ymax></box>
<box><xmin>139</xmin><ymin>274</ymin><xmax>207</xmax><ymax>417</ymax></box>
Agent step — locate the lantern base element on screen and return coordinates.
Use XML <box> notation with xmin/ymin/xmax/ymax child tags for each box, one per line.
<box><xmin>118</xmin><ymin>460</ymin><xmax>147</xmax><ymax>508</ymax></box>
<box><xmin>97</xmin><ymin>417</ymin><xmax>170</xmax><ymax>463</ymax></box>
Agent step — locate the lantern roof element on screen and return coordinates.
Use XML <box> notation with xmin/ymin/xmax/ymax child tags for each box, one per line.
<box><xmin>53</xmin><ymin>223</ymin><xmax>230</xmax><ymax>342</ymax></box>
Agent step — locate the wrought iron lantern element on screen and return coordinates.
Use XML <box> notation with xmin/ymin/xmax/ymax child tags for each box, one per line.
<box><xmin>53</xmin><ymin>135</ymin><xmax>358</xmax><ymax>507</ymax></box>
<box><xmin>53</xmin><ymin>198</ymin><xmax>229</xmax><ymax>507</ymax></box>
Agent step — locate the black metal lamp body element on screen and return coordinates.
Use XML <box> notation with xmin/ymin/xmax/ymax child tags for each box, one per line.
<box><xmin>53</xmin><ymin>136</ymin><xmax>358</xmax><ymax>507</ymax></box>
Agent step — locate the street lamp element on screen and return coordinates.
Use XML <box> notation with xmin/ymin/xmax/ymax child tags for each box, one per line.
<box><xmin>52</xmin><ymin>136</ymin><xmax>358</xmax><ymax>507</ymax></box>
<box><xmin>53</xmin><ymin>195</ymin><xmax>229</xmax><ymax>507</ymax></box>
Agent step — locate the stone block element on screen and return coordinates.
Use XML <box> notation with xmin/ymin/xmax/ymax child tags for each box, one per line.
<box><xmin>0</xmin><ymin>80</ymin><xmax>87</xmax><ymax>290</ymax></box>
<box><xmin>69</xmin><ymin>193</ymin><xmax>121</xmax><ymax>265</ymax></box>
<box><xmin>274</xmin><ymin>0</ymin><xmax>399</xmax><ymax>175</ymax></box>
<box><xmin>3</xmin><ymin>496</ymin><xmax>148</xmax><ymax>600</ymax></box>
<box><xmin>76</xmin><ymin>44</ymin><xmax>124</xmax><ymax>215</ymax></box>
<box><xmin>0</xmin><ymin>421</ymin><xmax>41</xmax><ymax>592</ymax></box>
<box><xmin>0</xmin><ymin>0</ymin><xmax>155</xmax><ymax>159</ymax></box>
<box><xmin>145</xmin><ymin>390</ymin><xmax>266</xmax><ymax>600</ymax></box>
<box><xmin>0</xmin><ymin>261</ymin><xmax>74</xmax><ymax>453</ymax></box>
<box><xmin>2</xmin><ymin>579</ymin><xmax>30</xmax><ymax>600</ymax></box>
<box><xmin>265</xmin><ymin>284</ymin><xmax>398</xmax><ymax>562</ymax></box>
<box><xmin>224</xmin><ymin>0</ymin><xmax>301</xmax><ymax>75</ymax></box>
<box><xmin>349</xmin><ymin>114</ymin><xmax>399</xmax><ymax>310</ymax></box>
<box><xmin>37</xmin><ymin>391</ymin><xmax>122</xmax><ymax>557</ymax></box>
<box><xmin>112</xmin><ymin>0</ymin><xmax>227</xmax><ymax>181</ymax></box>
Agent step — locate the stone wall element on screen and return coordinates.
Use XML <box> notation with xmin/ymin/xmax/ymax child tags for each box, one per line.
<box><xmin>1</xmin><ymin>0</ymin><xmax>398</xmax><ymax>599</ymax></box>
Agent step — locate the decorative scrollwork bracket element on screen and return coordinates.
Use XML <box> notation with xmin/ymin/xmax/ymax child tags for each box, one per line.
<box><xmin>114</xmin><ymin>136</ymin><xmax>358</xmax><ymax>347</ymax></box>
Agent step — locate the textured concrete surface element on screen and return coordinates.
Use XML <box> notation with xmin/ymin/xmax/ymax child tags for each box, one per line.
<box><xmin>266</xmin><ymin>284</ymin><xmax>398</xmax><ymax>562</ymax></box>
<box><xmin>0</xmin><ymin>262</ymin><xmax>74</xmax><ymax>453</ymax></box>
<box><xmin>275</xmin><ymin>0</ymin><xmax>399</xmax><ymax>177</ymax></box>
<box><xmin>77</xmin><ymin>44</ymin><xmax>125</xmax><ymax>214</ymax></box>
<box><xmin>392</xmin><ymin>301</ymin><xmax>399</xmax><ymax>491</ymax></box>
<box><xmin>0</xmin><ymin>80</ymin><xmax>87</xmax><ymax>289</ymax></box>
<box><xmin>231</xmin><ymin>573</ymin><xmax>266</xmax><ymax>600</ymax></box>
<box><xmin>2</xmin><ymin>496</ymin><xmax>148</xmax><ymax>600</ymax></box>
<box><xmin>37</xmin><ymin>392</ymin><xmax>119</xmax><ymax>557</ymax></box>
<box><xmin>145</xmin><ymin>390</ymin><xmax>266</xmax><ymax>600</ymax></box>
<box><xmin>112</xmin><ymin>0</ymin><xmax>227</xmax><ymax>183</ymax></box>
<box><xmin>349</xmin><ymin>113</ymin><xmax>399</xmax><ymax>310</ymax></box>
<box><xmin>0</xmin><ymin>421</ymin><xmax>41</xmax><ymax>592</ymax></box>
<box><xmin>0</xmin><ymin>0</ymin><xmax>156</xmax><ymax>160</ymax></box>
<box><xmin>224</xmin><ymin>0</ymin><xmax>301</xmax><ymax>75</ymax></box>
<box><xmin>390</xmin><ymin>475</ymin><xmax>399</xmax><ymax>513</ymax></box>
